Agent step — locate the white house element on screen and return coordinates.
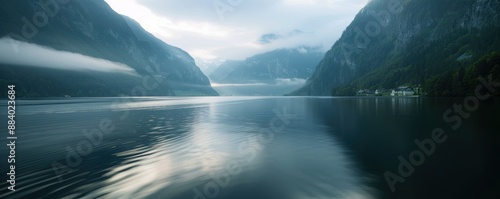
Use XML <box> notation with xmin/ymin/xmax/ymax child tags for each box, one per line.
<box><xmin>391</xmin><ymin>87</ymin><xmax>415</xmax><ymax>96</ymax></box>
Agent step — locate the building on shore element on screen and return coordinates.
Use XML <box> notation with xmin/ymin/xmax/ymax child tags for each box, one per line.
<box><xmin>391</xmin><ymin>86</ymin><xmax>415</xmax><ymax>96</ymax></box>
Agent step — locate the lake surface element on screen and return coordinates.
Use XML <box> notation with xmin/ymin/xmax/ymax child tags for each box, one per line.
<box><xmin>1</xmin><ymin>97</ymin><xmax>499</xmax><ymax>199</ymax></box>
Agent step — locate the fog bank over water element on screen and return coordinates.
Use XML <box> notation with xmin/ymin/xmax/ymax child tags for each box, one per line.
<box><xmin>0</xmin><ymin>37</ymin><xmax>137</xmax><ymax>75</ymax></box>
<box><xmin>212</xmin><ymin>79</ymin><xmax>307</xmax><ymax>96</ymax></box>
<box><xmin>274</xmin><ymin>78</ymin><xmax>307</xmax><ymax>85</ymax></box>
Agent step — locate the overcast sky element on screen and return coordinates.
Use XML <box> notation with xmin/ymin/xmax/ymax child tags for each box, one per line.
<box><xmin>104</xmin><ymin>0</ymin><xmax>368</xmax><ymax>60</ymax></box>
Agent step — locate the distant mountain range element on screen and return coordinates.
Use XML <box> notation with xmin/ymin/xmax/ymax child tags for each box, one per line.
<box><xmin>0</xmin><ymin>0</ymin><xmax>218</xmax><ymax>97</ymax></box>
<box><xmin>293</xmin><ymin>0</ymin><xmax>500</xmax><ymax>96</ymax></box>
<box><xmin>195</xmin><ymin>58</ymin><xmax>226</xmax><ymax>77</ymax></box>
<box><xmin>209</xmin><ymin>47</ymin><xmax>324</xmax><ymax>84</ymax></box>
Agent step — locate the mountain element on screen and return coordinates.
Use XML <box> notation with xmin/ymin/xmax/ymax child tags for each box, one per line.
<box><xmin>424</xmin><ymin>51</ymin><xmax>500</xmax><ymax>96</ymax></box>
<box><xmin>0</xmin><ymin>0</ymin><xmax>218</xmax><ymax>97</ymax></box>
<box><xmin>195</xmin><ymin>58</ymin><xmax>226</xmax><ymax>77</ymax></box>
<box><xmin>209</xmin><ymin>60</ymin><xmax>246</xmax><ymax>83</ymax></box>
<box><xmin>292</xmin><ymin>0</ymin><xmax>500</xmax><ymax>96</ymax></box>
<box><xmin>209</xmin><ymin>47</ymin><xmax>324</xmax><ymax>84</ymax></box>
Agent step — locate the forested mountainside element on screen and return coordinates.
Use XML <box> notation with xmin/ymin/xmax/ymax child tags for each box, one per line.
<box><xmin>0</xmin><ymin>0</ymin><xmax>218</xmax><ymax>97</ymax></box>
<box><xmin>292</xmin><ymin>0</ymin><xmax>500</xmax><ymax>96</ymax></box>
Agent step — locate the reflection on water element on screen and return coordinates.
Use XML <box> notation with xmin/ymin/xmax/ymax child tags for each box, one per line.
<box><xmin>307</xmin><ymin>97</ymin><xmax>500</xmax><ymax>199</ymax></box>
<box><xmin>0</xmin><ymin>97</ymin><xmax>499</xmax><ymax>199</ymax></box>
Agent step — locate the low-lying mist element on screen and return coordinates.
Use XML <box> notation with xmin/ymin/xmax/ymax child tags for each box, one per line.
<box><xmin>0</xmin><ymin>37</ymin><xmax>137</xmax><ymax>75</ymax></box>
<box><xmin>211</xmin><ymin>78</ymin><xmax>307</xmax><ymax>96</ymax></box>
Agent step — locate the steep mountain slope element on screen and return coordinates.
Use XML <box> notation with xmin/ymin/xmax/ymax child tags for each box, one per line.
<box><xmin>209</xmin><ymin>60</ymin><xmax>246</xmax><ymax>83</ymax></box>
<box><xmin>209</xmin><ymin>47</ymin><xmax>323</xmax><ymax>84</ymax></box>
<box><xmin>0</xmin><ymin>0</ymin><xmax>218</xmax><ymax>97</ymax></box>
<box><xmin>293</xmin><ymin>0</ymin><xmax>500</xmax><ymax>96</ymax></box>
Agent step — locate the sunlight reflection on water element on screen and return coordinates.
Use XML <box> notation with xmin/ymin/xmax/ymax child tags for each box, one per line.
<box><xmin>0</xmin><ymin>97</ymin><xmax>386</xmax><ymax>199</ymax></box>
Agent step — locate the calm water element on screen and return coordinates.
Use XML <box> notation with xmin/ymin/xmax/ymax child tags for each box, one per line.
<box><xmin>1</xmin><ymin>97</ymin><xmax>499</xmax><ymax>199</ymax></box>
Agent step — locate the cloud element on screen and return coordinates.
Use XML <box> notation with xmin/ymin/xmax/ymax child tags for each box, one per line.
<box><xmin>105</xmin><ymin>0</ymin><xmax>369</xmax><ymax>60</ymax></box>
<box><xmin>0</xmin><ymin>37</ymin><xmax>137</xmax><ymax>75</ymax></box>
<box><xmin>258</xmin><ymin>33</ymin><xmax>283</xmax><ymax>44</ymax></box>
<box><xmin>257</xmin><ymin>30</ymin><xmax>312</xmax><ymax>45</ymax></box>
<box><xmin>297</xmin><ymin>47</ymin><xmax>308</xmax><ymax>54</ymax></box>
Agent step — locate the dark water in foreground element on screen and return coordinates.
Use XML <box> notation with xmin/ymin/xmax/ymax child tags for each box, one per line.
<box><xmin>0</xmin><ymin>97</ymin><xmax>499</xmax><ymax>199</ymax></box>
